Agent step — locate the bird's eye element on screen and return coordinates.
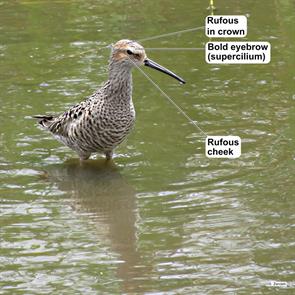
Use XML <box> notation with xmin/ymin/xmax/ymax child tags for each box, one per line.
<box><xmin>127</xmin><ymin>49</ymin><xmax>133</xmax><ymax>55</ymax></box>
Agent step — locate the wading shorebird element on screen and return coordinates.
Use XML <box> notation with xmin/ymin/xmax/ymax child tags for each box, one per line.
<box><xmin>34</xmin><ymin>39</ymin><xmax>185</xmax><ymax>161</ymax></box>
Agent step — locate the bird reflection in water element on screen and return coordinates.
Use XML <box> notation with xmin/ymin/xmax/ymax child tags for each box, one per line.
<box><xmin>44</xmin><ymin>159</ymin><xmax>144</xmax><ymax>293</ymax></box>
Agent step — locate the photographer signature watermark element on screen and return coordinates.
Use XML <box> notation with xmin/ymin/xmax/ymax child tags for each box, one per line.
<box><xmin>267</xmin><ymin>281</ymin><xmax>294</xmax><ymax>288</ymax></box>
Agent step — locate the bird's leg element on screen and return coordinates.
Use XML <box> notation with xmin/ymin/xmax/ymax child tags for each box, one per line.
<box><xmin>79</xmin><ymin>152</ymin><xmax>91</xmax><ymax>163</ymax></box>
<box><xmin>105</xmin><ymin>151</ymin><xmax>113</xmax><ymax>161</ymax></box>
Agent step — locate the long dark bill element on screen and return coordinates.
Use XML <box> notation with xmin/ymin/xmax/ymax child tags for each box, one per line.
<box><xmin>144</xmin><ymin>59</ymin><xmax>185</xmax><ymax>84</ymax></box>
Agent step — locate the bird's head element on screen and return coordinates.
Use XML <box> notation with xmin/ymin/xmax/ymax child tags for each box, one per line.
<box><xmin>111</xmin><ymin>39</ymin><xmax>146</xmax><ymax>66</ymax></box>
<box><xmin>110</xmin><ymin>39</ymin><xmax>185</xmax><ymax>84</ymax></box>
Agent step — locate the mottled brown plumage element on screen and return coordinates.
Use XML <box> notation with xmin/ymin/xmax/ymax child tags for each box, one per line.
<box><xmin>34</xmin><ymin>39</ymin><xmax>185</xmax><ymax>161</ymax></box>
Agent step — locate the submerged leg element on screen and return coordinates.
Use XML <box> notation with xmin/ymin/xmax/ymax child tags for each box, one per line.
<box><xmin>78</xmin><ymin>152</ymin><xmax>91</xmax><ymax>162</ymax></box>
<box><xmin>105</xmin><ymin>151</ymin><xmax>113</xmax><ymax>161</ymax></box>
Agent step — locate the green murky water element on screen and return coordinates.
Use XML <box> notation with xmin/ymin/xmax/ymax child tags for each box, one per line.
<box><xmin>1</xmin><ymin>0</ymin><xmax>294</xmax><ymax>294</ymax></box>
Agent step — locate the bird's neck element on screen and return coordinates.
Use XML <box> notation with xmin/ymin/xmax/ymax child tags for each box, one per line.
<box><xmin>107</xmin><ymin>61</ymin><xmax>133</xmax><ymax>100</ymax></box>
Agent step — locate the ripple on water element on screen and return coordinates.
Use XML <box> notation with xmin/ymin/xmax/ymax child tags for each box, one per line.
<box><xmin>0</xmin><ymin>168</ymin><xmax>41</xmax><ymax>177</ymax></box>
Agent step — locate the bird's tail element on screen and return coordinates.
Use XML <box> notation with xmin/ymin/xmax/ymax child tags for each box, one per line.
<box><xmin>32</xmin><ymin>115</ymin><xmax>54</xmax><ymax>127</ymax></box>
